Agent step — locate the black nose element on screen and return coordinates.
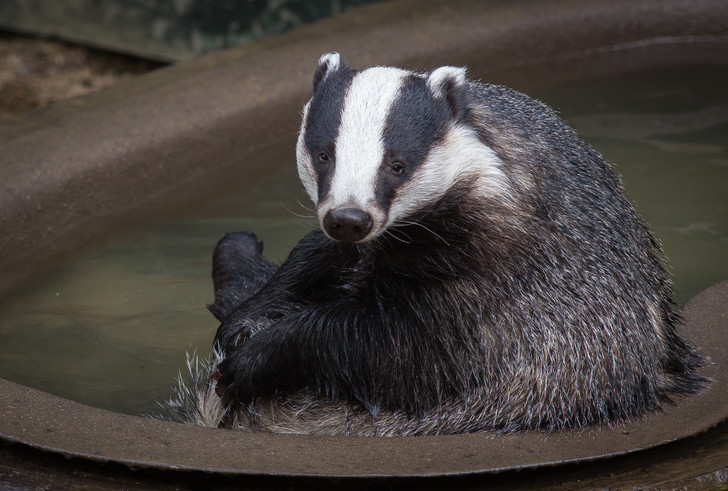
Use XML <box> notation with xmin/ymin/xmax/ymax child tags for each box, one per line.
<box><xmin>323</xmin><ymin>208</ymin><xmax>374</xmax><ymax>242</ymax></box>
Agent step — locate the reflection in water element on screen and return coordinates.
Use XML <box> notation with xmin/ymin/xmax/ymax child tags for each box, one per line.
<box><xmin>0</xmin><ymin>64</ymin><xmax>726</xmax><ymax>416</ymax></box>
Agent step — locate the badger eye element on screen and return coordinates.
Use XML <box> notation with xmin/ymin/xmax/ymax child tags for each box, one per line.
<box><xmin>391</xmin><ymin>161</ymin><xmax>405</xmax><ymax>175</ymax></box>
<box><xmin>318</xmin><ymin>152</ymin><xmax>330</xmax><ymax>164</ymax></box>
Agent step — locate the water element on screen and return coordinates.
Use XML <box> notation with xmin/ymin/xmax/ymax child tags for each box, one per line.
<box><xmin>0</xmin><ymin>169</ymin><xmax>313</xmax><ymax>415</ymax></box>
<box><xmin>0</xmin><ymin>64</ymin><xmax>726</xmax><ymax>416</ymax></box>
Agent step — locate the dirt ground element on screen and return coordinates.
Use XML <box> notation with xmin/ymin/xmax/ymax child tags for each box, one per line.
<box><xmin>0</xmin><ymin>32</ymin><xmax>161</xmax><ymax>119</ymax></box>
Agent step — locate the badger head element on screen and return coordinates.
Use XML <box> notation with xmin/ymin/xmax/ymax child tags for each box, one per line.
<box><xmin>296</xmin><ymin>52</ymin><xmax>507</xmax><ymax>243</ymax></box>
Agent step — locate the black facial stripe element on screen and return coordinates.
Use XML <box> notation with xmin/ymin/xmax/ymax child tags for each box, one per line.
<box><xmin>304</xmin><ymin>66</ymin><xmax>357</xmax><ymax>204</ymax></box>
<box><xmin>375</xmin><ymin>74</ymin><xmax>452</xmax><ymax>210</ymax></box>
<box><xmin>315</xmin><ymin>158</ymin><xmax>335</xmax><ymax>205</ymax></box>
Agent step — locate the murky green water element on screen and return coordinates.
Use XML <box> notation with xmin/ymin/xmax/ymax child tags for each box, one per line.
<box><xmin>0</xmin><ymin>64</ymin><xmax>726</xmax><ymax>416</ymax></box>
<box><xmin>0</xmin><ymin>170</ymin><xmax>313</xmax><ymax>415</ymax></box>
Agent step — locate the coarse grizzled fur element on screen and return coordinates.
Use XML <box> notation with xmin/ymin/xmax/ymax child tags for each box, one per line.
<box><xmin>166</xmin><ymin>53</ymin><xmax>704</xmax><ymax>436</ymax></box>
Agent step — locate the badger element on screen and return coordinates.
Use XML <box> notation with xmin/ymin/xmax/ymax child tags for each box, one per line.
<box><xmin>167</xmin><ymin>53</ymin><xmax>704</xmax><ymax>436</ymax></box>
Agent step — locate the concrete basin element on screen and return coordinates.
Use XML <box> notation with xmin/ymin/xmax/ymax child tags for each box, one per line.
<box><xmin>1</xmin><ymin>0</ymin><xmax>727</xmax><ymax>488</ymax></box>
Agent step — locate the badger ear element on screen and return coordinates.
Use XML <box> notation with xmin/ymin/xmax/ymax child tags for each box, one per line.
<box><xmin>313</xmin><ymin>52</ymin><xmax>344</xmax><ymax>93</ymax></box>
<box><xmin>426</xmin><ymin>66</ymin><xmax>467</xmax><ymax>118</ymax></box>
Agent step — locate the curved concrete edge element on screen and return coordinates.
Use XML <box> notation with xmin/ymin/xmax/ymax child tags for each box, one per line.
<box><xmin>0</xmin><ymin>0</ymin><xmax>727</xmax><ymax>296</ymax></box>
<box><xmin>0</xmin><ymin>280</ymin><xmax>726</xmax><ymax>478</ymax></box>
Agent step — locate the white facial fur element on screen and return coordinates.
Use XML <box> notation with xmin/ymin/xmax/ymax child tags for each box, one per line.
<box><xmin>296</xmin><ymin>101</ymin><xmax>317</xmax><ymax>201</ymax></box>
<box><xmin>387</xmin><ymin>125</ymin><xmax>509</xmax><ymax>229</ymax></box>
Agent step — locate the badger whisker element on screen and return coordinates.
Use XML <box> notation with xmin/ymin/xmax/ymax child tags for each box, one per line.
<box><xmin>295</xmin><ymin>199</ymin><xmax>316</xmax><ymax>213</ymax></box>
<box><xmin>282</xmin><ymin>206</ymin><xmax>316</xmax><ymax>220</ymax></box>
<box><xmin>281</xmin><ymin>201</ymin><xmax>316</xmax><ymax>220</ymax></box>
<box><xmin>392</xmin><ymin>219</ymin><xmax>452</xmax><ymax>247</ymax></box>
<box><xmin>383</xmin><ymin>228</ymin><xmax>413</xmax><ymax>245</ymax></box>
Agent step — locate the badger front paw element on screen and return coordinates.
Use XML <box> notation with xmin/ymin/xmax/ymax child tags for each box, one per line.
<box><xmin>213</xmin><ymin>231</ymin><xmax>265</xmax><ymax>265</ymax></box>
<box><xmin>214</xmin><ymin>325</ymin><xmax>306</xmax><ymax>408</ymax></box>
<box><xmin>214</xmin><ymin>344</ymin><xmax>264</xmax><ymax>407</ymax></box>
<box><xmin>208</xmin><ymin>231</ymin><xmax>278</xmax><ymax>322</ymax></box>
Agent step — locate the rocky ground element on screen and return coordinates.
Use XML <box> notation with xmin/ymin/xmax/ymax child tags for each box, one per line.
<box><xmin>0</xmin><ymin>32</ymin><xmax>161</xmax><ymax>119</ymax></box>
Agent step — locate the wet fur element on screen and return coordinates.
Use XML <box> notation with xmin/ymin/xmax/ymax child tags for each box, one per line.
<box><xmin>167</xmin><ymin>56</ymin><xmax>704</xmax><ymax>435</ymax></box>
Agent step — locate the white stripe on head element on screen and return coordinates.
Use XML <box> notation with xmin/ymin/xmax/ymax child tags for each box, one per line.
<box><xmin>318</xmin><ymin>66</ymin><xmax>408</xmax><ymax>230</ymax></box>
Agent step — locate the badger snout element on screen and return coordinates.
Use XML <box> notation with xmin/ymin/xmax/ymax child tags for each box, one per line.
<box><xmin>323</xmin><ymin>207</ymin><xmax>374</xmax><ymax>242</ymax></box>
